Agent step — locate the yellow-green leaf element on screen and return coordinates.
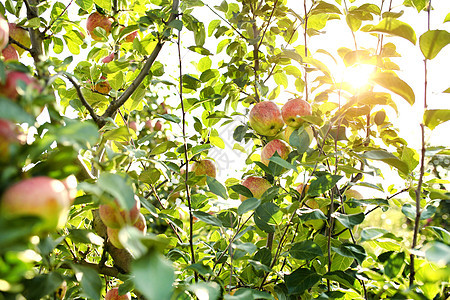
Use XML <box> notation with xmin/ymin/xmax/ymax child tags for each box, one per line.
<box><xmin>362</xmin><ymin>17</ymin><xmax>416</xmax><ymax>45</ymax></box>
<box><xmin>370</xmin><ymin>72</ymin><xmax>415</xmax><ymax>105</ymax></box>
<box><xmin>423</xmin><ymin>109</ymin><xmax>450</xmax><ymax>130</ymax></box>
<box><xmin>419</xmin><ymin>30</ymin><xmax>450</xmax><ymax>60</ymax></box>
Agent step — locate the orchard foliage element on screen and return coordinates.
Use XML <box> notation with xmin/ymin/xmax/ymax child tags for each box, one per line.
<box><xmin>0</xmin><ymin>0</ymin><xmax>449</xmax><ymax>299</ymax></box>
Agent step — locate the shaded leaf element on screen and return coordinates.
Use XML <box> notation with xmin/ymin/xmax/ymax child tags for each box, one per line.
<box><xmin>72</xmin><ymin>264</ymin><xmax>102</xmax><ymax>300</ymax></box>
<box><xmin>285</xmin><ymin>268</ymin><xmax>321</xmax><ymax>295</ymax></box>
<box><xmin>290</xmin><ymin>240</ymin><xmax>323</xmax><ymax>260</ymax></box>
<box><xmin>334</xmin><ymin>212</ymin><xmax>365</xmax><ymax>228</ymax></box>
<box><xmin>237</xmin><ymin>198</ymin><xmax>261</xmax><ymax>215</ymax></box>
<box><xmin>332</xmin><ymin>243</ymin><xmax>367</xmax><ymax>265</ymax></box>
<box><xmin>231</xmin><ymin>184</ymin><xmax>254</xmax><ymax>199</ymax></box>
<box><xmin>193</xmin><ymin>211</ymin><xmax>222</xmax><ymax>227</ymax></box>
<box><xmin>207</xmin><ymin>176</ymin><xmax>228</xmax><ymax>199</ymax></box>
<box><xmin>309</xmin><ymin>174</ymin><xmax>342</xmax><ymax>197</ymax></box>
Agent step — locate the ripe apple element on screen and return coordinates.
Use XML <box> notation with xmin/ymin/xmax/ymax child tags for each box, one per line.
<box><xmin>0</xmin><ymin>176</ymin><xmax>71</xmax><ymax>231</ymax></box>
<box><xmin>260</xmin><ymin>139</ymin><xmax>291</xmax><ymax>166</ymax></box>
<box><xmin>2</xmin><ymin>44</ymin><xmax>19</xmax><ymax>61</ymax></box>
<box><xmin>120</xmin><ymin>27</ymin><xmax>138</xmax><ymax>43</ymax></box>
<box><xmin>107</xmin><ymin>213</ymin><xmax>147</xmax><ymax>249</ymax></box>
<box><xmin>239</xmin><ymin>176</ymin><xmax>272</xmax><ymax>201</ymax></box>
<box><xmin>281</xmin><ymin>98</ymin><xmax>312</xmax><ymax>128</ymax></box>
<box><xmin>249</xmin><ymin>101</ymin><xmax>284</xmax><ymax>137</ymax></box>
<box><xmin>192</xmin><ymin>159</ymin><xmax>217</xmax><ymax>185</ymax></box>
<box><xmin>296</xmin><ymin>183</ymin><xmax>309</xmax><ymax>196</ymax></box>
<box><xmin>0</xmin><ymin>119</ymin><xmax>24</xmax><ymax>162</ymax></box>
<box><xmin>105</xmin><ymin>287</ymin><xmax>131</xmax><ymax>300</ymax></box>
<box><xmin>86</xmin><ymin>12</ymin><xmax>112</xmax><ymax>41</ymax></box>
<box><xmin>153</xmin><ymin>120</ymin><xmax>162</xmax><ymax>131</ymax></box>
<box><xmin>99</xmin><ymin>196</ymin><xmax>141</xmax><ymax>229</ymax></box>
<box><xmin>93</xmin><ymin>76</ymin><xmax>111</xmax><ymax>94</ymax></box>
<box><xmin>102</xmin><ymin>53</ymin><xmax>114</xmax><ymax>63</ymax></box>
<box><xmin>128</xmin><ymin>121</ymin><xmax>137</xmax><ymax>132</ymax></box>
<box><xmin>0</xmin><ymin>15</ymin><xmax>8</xmax><ymax>50</ymax></box>
<box><xmin>8</xmin><ymin>23</ymin><xmax>31</xmax><ymax>55</ymax></box>
<box><xmin>0</xmin><ymin>71</ymin><xmax>41</xmax><ymax>100</ymax></box>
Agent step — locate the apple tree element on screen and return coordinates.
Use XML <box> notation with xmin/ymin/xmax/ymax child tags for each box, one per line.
<box><xmin>0</xmin><ymin>0</ymin><xmax>449</xmax><ymax>299</ymax></box>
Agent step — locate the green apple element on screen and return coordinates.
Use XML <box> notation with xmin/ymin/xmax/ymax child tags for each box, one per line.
<box><xmin>261</xmin><ymin>139</ymin><xmax>291</xmax><ymax>166</ymax></box>
<box><xmin>239</xmin><ymin>176</ymin><xmax>271</xmax><ymax>201</ymax></box>
<box><xmin>281</xmin><ymin>98</ymin><xmax>312</xmax><ymax>128</ymax></box>
<box><xmin>249</xmin><ymin>101</ymin><xmax>284</xmax><ymax>137</ymax></box>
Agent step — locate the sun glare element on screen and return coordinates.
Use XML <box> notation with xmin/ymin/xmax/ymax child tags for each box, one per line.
<box><xmin>342</xmin><ymin>64</ymin><xmax>375</xmax><ymax>90</ymax></box>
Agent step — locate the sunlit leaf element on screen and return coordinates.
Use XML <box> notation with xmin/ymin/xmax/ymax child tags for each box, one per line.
<box><xmin>237</xmin><ymin>198</ymin><xmax>261</xmax><ymax>215</ymax></box>
<box><xmin>423</xmin><ymin>109</ymin><xmax>450</xmax><ymax>130</ymax></box>
<box><xmin>362</xmin><ymin>17</ymin><xmax>416</xmax><ymax>44</ymax></box>
<box><xmin>361</xmin><ymin>149</ymin><xmax>410</xmax><ymax>174</ymax></box>
<box><xmin>370</xmin><ymin>72</ymin><xmax>415</xmax><ymax>105</ymax></box>
<box><xmin>419</xmin><ymin>30</ymin><xmax>450</xmax><ymax>59</ymax></box>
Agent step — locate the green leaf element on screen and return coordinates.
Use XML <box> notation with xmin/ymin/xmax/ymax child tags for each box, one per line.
<box><xmin>207</xmin><ymin>176</ymin><xmax>228</xmax><ymax>199</ymax></box>
<box><xmin>285</xmin><ymin>268</ymin><xmax>321</xmax><ymax>295</ymax></box>
<box><xmin>419</xmin><ymin>30</ymin><xmax>450</xmax><ymax>59</ymax></box>
<box><xmin>69</xmin><ymin>229</ymin><xmax>103</xmax><ymax>246</ymax></box>
<box><xmin>75</xmin><ymin>0</ymin><xmax>94</xmax><ymax>10</ymax></box>
<box><xmin>445</xmin><ymin>12</ymin><xmax>450</xmax><ymax>23</ymax></box>
<box><xmin>269</xmin><ymin>156</ymin><xmax>297</xmax><ymax>171</ymax></box>
<box><xmin>274</xmin><ymin>72</ymin><xmax>288</xmax><ymax>89</ymax></box>
<box><xmin>132</xmin><ymin>251</ymin><xmax>174</xmax><ymax>300</ymax></box>
<box><xmin>97</xmin><ymin>173</ymin><xmax>135</xmax><ymax>211</ymax></box>
<box><xmin>290</xmin><ymin>240</ymin><xmax>323</xmax><ymax>260</ymax></box>
<box><xmin>334</xmin><ymin>212</ymin><xmax>365</xmax><ymax>228</ymax></box>
<box><xmin>360</xmin><ymin>227</ymin><xmax>388</xmax><ymax>242</ymax></box>
<box><xmin>362</xmin><ymin>17</ymin><xmax>417</xmax><ymax>44</ymax></box>
<box><xmin>323</xmin><ymin>271</ymin><xmax>359</xmax><ymax>290</ymax></box>
<box><xmin>402</xmin><ymin>203</ymin><xmax>436</xmax><ymax>220</ymax></box>
<box><xmin>237</xmin><ymin>198</ymin><xmax>261</xmax><ymax>215</ymax></box>
<box><xmin>0</xmin><ymin>97</ymin><xmax>35</xmax><ymax>124</ymax></box>
<box><xmin>94</xmin><ymin>0</ymin><xmax>111</xmax><ymax>10</ymax></box>
<box><xmin>188</xmin><ymin>282</ymin><xmax>221</xmax><ymax>300</ymax></box>
<box><xmin>330</xmin><ymin>254</ymin><xmax>354</xmax><ymax>271</ymax></box>
<box><xmin>139</xmin><ymin>169</ymin><xmax>162</xmax><ymax>185</ymax></box>
<box><xmin>384</xmin><ymin>251</ymin><xmax>405</xmax><ymax>278</ymax></box>
<box><xmin>193</xmin><ymin>211</ymin><xmax>223</xmax><ymax>227</ymax></box>
<box><xmin>426</xmin><ymin>226</ymin><xmax>450</xmax><ymax>244</ymax></box>
<box><xmin>158</xmin><ymin>113</ymin><xmax>180</xmax><ymax>123</ymax></box>
<box><xmin>191</xmin><ymin>144</ymin><xmax>212</xmax><ymax>156</ymax></box>
<box><xmin>168</xmin><ymin>19</ymin><xmax>183</xmax><ymax>31</ymax></box>
<box><xmin>231</xmin><ymin>184</ymin><xmax>254</xmax><ymax>199</ymax></box>
<box><xmin>72</xmin><ymin>264</ymin><xmax>102</xmax><ymax>300</ymax></box>
<box><xmin>233</xmin><ymin>124</ymin><xmax>248</xmax><ymax>142</ymax></box>
<box><xmin>424</xmin><ymin>109</ymin><xmax>450</xmax><ymax>130</ymax></box>
<box><xmin>22</xmin><ymin>273</ymin><xmax>64</xmax><ymax>300</ymax></box>
<box><xmin>422</xmin><ymin>242</ymin><xmax>450</xmax><ymax>265</ymax></box>
<box><xmin>332</xmin><ymin>243</ymin><xmax>367</xmax><ymax>265</ymax></box>
<box><xmin>289</xmin><ymin>127</ymin><xmax>311</xmax><ymax>153</ymax></box>
<box><xmin>150</xmin><ymin>141</ymin><xmax>177</xmax><ymax>155</ymax></box>
<box><xmin>370</xmin><ymin>72</ymin><xmax>415</xmax><ymax>105</ymax></box>
<box><xmin>298</xmin><ymin>208</ymin><xmax>328</xmax><ymax>222</ymax></box>
<box><xmin>361</xmin><ymin>150</ymin><xmax>410</xmax><ymax>174</ymax></box>
<box><xmin>254</xmin><ymin>202</ymin><xmax>281</xmax><ymax>233</ymax></box>
<box><xmin>309</xmin><ymin>174</ymin><xmax>343</xmax><ymax>197</ymax></box>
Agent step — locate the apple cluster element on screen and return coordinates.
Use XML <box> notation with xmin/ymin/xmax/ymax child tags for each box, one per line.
<box><xmin>99</xmin><ymin>196</ymin><xmax>147</xmax><ymax>249</ymax></box>
<box><xmin>0</xmin><ymin>15</ymin><xmax>32</xmax><ymax>61</ymax></box>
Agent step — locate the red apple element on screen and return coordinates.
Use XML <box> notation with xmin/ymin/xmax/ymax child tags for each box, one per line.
<box><xmin>260</xmin><ymin>139</ymin><xmax>291</xmax><ymax>166</ymax></box>
<box><xmin>154</xmin><ymin>120</ymin><xmax>162</xmax><ymax>131</ymax></box>
<box><xmin>281</xmin><ymin>98</ymin><xmax>312</xmax><ymax>128</ymax></box>
<box><xmin>128</xmin><ymin>121</ymin><xmax>137</xmax><ymax>132</ymax></box>
<box><xmin>144</xmin><ymin>119</ymin><xmax>153</xmax><ymax>130</ymax></box>
<box><xmin>107</xmin><ymin>212</ymin><xmax>147</xmax><ymax>249</ymax></box>
<box><xmin>239</xmin><ymin>176</ymin><xmax>272</xmax><ymax>201</ymax></box>
<box><xmin>102</xmin><ymin>53</ymin><xmax>114</xmax><ymax>63</ymax></box>
<box><xmin>99</xmin><ymin>196</ymin><xmax>141</xmax><ymax>229</ymax></box>
<box><xmin>93</xmin><ymin>76</ymin><xmax>111</xmax><ymax>94</ymax></box>
<box><xmin>8</xmin><ymin>23</ymin><xmax>30</xmax><ymax>55</ymax></box>
<box><xmin>0</xmin><ymin>15</ymin><xmax>8</xmax><ymax>50</ymax></box>
<box><xmin>0</xmin><ymin>176</ymin><xmax>71</xmax><ymax>231</ymax></box>
<box><xmin>105</xmin><ymin>287</ymin><xmax>131</xmax><ymax>300</ymax></box>
<box><xmin>2</xmin><ymin>44</ymin><xmax>18</xmax><ymax>61</ymax></box>
<box><xmin>121</xmin><ymin>28</ymin><xmax>138</xmax><ymax>43</ymax></box>
<box><xmin>192</xmin><ymin>159</ymin><xmax>217</xmax><ymax>185</ymax></box>
<box><xmin>0</xmin><ymin>119</ymin><xmax>24</xmax><ymax>162</ymax></box>
<box><xmin>249</xmin><ymin>101</ymin><xmax>284</xmax><ymax>137</ymax></box>
<box><xmin>0</xmin><ymin>71</ymin><xmax>41</xmax><ymax>100</ymax></box>
<box><xmin>86</xmin><ymin>12</ymin><xmax>112</xmax><ymax>41</ymax></box>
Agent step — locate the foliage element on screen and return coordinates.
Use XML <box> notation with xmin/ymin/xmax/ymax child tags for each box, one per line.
<box><xmin>0</xmin><ymin>0</ymin><xmax>449</xmax><ymax>299</ymax></box>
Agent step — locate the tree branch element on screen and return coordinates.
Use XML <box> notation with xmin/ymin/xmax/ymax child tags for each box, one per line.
<box><xmin>98</xmin><ymin>0</ymin><xmax>180</xmax><ymax>128</ymax></box>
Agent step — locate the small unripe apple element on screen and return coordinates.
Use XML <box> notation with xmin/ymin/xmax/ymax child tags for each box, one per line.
<box><xmin>8</xmin><ymin>23</ymin><xmax>31</xmax><ymax>55</ymax></box>
<box><xmin>249</xmin><ymin>101</ymin><xmax>284</xmax><ymax>137</ymax></box>
<box><xmin>105</xmin><ymin>287</ymin><xmax>131</xmax><ymax>300</ymax></box>
<box><xmin>93</xmin><ymin>76</ymin><xmax>111</xmax><ymax>94</ymax></box>
<box><xmin>99</xmin><ymin>196</ymin><xmax>141</xmax><ymax>229</ymax></box>
<box><xmin>101</xmin><ymin>53</ymin><xmax>114</xmax><ymax>63</ymax></box>
<box><xmin>0</xmin><ymin>119</ymin><xmax>24</xmax><ymax>162</ymax></box>
<box><xmin>86</xmin><ymin>12</ymin><xmax>112</xmax><ymax>41</ymax></box>
<box><xmin>192</xmin><ymin>159</ymin><xmax>217</xmax><ymax>186</ymax></box>
<box><xmin>2</xmin><ymin>44</ymin><xmax>19</xmax><ymax>61</ymax></box>
<box><xmin>153</xmin><ymin>120</ymin><xmax>162</xmax><ymax>131</ymax></box>
<box><xmin>0</xmin><ymin>15</ymin><xmax>9</xmax><ymax>50</ymax></box>
<box><xmin>239</xmin><ymin>176</ymin><xmax>271</xmax><ymax>201</ymax></box>
<box><xmin>107</xmin><ymin>213</ymin><xmax>147</xmax><ymax>249</ymax></box>
<box><xmin>260</xmin><ymin>139</ymin><xmax>291</xmax><ymax>166</ymax></box>
<box><xmin>281</xmin><ymin>98</ymin><xmax>312</xmax><ymax>128</ymax></box>
<box><xmin>144</xmin><ymin>119</ymin><xmax>153</xmax><ymax>130</ymax></box>
<box><xmin>0</xmin><ymin>176</ymin><xmax>71</xmax><ymax>231</ymax></box>
<box><xmin>0</xmin><ymin>71</ymin><xmax>41</xmax><ymax>100</ymax></box>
